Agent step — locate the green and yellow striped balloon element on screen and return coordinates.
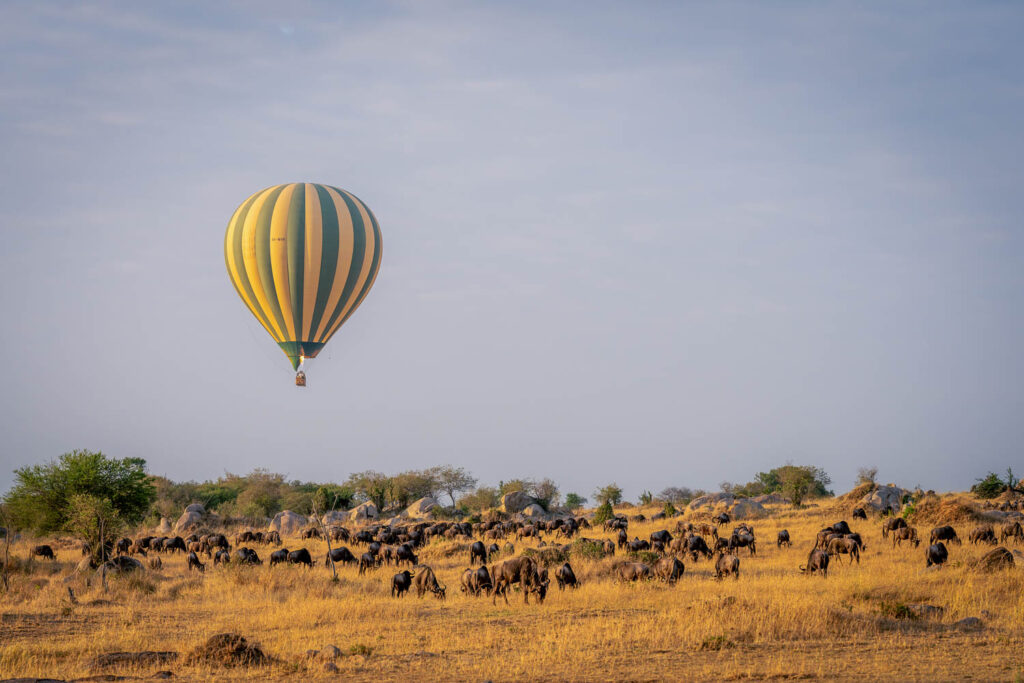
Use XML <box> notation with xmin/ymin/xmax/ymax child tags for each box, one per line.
<box><xmin>224</xmin><ymin>183</ymin><xmax>382</xmax><ymax>372</ymax></box>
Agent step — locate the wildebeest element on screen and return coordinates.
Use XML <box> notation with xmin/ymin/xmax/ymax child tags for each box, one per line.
<box><xmin>926</xmin><ymin>542</ymin><xmax>948</xmax><ymax>568</ymax></box>
<box><xmin>891</xmin><ymin>526</ymin><xmax>920</xmax><ymax>548</ymax></box>
<box><xmin>301</xmin><ymin>527</ymin><xmax>323</xmax><ymax>540</ymax></box>
<box><xmin>413</xmin><ymin>565</ymin><xmax>447</xmax><ymax>600</ymax></box>
<box><xmin>616</xmin><ymin>561</ymin><xmax>651</xmax><ymax>582</ymax></box>
<box><xmin>826</xmin><ymin>537</ymin><xmax>860</xmax><ymax>564</ymax></box>
<box><xmin>844</xmin><ymin>532</ymin><xmax>866</xmax><ymax>551</ymax></box>
<box><xmin>616</xmin><ymin>529</ymin><xmax>628</xmax><ymax>550</ymax></box>
<box><xmin>800</xmin><ymin>548</ymin><xmax>830</xmax><ymax>577</ymax></box>
<box><xmin>487</xmin><ymin>543</ymin><xmax>501</xmax><ymax>557</ymax></box>
<box><xmin>491</xmin><ymin>556</ymin><xmax>545</xmax><ymax>604</ymax></box>
<box><xmin>473</xmin><ymin>566</ymin><xmax>493</xmax><ymax>595</ymax></box>
<box><xmin>654</xmin><ymin>556</ymin><xmax>685</xmax><ymax>584</ymax></box>
<box><xmin>650</xmin><ymin>529</ymin><xmax>672</xmax><ymax>545</ymax></box>
<box><xmin>687</xmin><ymin>535</ymin><xmax>713</xmax><ymax>561</ymax></box>
<box><xmin>881</xmin><ymin>517</ymin><xmax>907</xmax><ymax>538</ymax></box>
<box><xmin>777</xmin><ymin>530</ymin><xmax>791</xmax><ymax>548</ymax></box>
<box><xmin>714</xmin><ymin>552</ymin><xmax>740</xmax><ymax>580</ymax></box>
<box><xmin>115</xmin><ymin>538</ymin><xmax>131</xmax><ymax>555</ymax></box>
<box><xmin>392</xmin><ymin>570</ymin><xmax>413</xmax><ymax>597</ymax></box>
<box><xmin>164</xmin><ymin>537</ymin><xmax>186</xmax><ymax>554</ymax></box>
<box><xmin>729</xmin><ymin>532</ymin><xmax>756</xmax><ymax>556</ymax></box>
<box><xmin>269</xmin><ymin>548</ymin><xmax>289</xmax><ymax>566</ymax></box>
<box><xmin>628</xmin><ymin>538</ymin><xmax>651</xmax><ymax>553</ymax></box>
<box><xmin>358</xmin><ymin>552</ymin><xmax>378</xmax><ymax>575</ymax></box>
<box><xmin>852</xmin><ymin>507</ymin><xmax>867</xmax><ymax>520</ymax></box>
<box><xmin>470</xmin><ymin>541</ymin><xmax>488</xmax><ymax>566</ymax></box>
<box><xmin>555</xmin><ymin>562</ymin><xmax>578</xmax><ymax>590</ymax></box>
<box><xmin>187</xmin><ymin>551</ymin><xmax>205</xmax><ymax>572</ymax></box>
<box><xmin>394</xmin><ymin>544</ymin><xmax>418</xmax><ymax>567</ymax></box>
<box><xmin>288</xmin><ymin>548</ymin><xmax>313</xmax><ymax>567</ymax></box>
<box><xmin>233</xmin><ymin>547</ymin><xmax>261</xmax><ymax>565</ymax></box>
<box><xmin>930</xmin><ymin>526</ymin><xmax>961</xmax><ymax>546</ymax></box>
<box><xmin>214</xmin><ymin>550</ymin><xmax>230</xmax><ymax>565</ymax></box>
<box><xmin>999</xmin><ymin>521</ymin><xmax>1023</xmax><ymax>544</ymax></box>
<box><xmin>326</xmin><ymin>547</ymin><xmax>357</xmax><ymax>566</ymax></box>
<box><xmin>830</xmin><ymin>521</ymin><xmax>852</xmax><ymax>535</ymax></box>
<box><xmin>32</xmin><ymin>545</ymin><xmax>56</xmax><ymax>561</ymax></box>
<box><xmin>714</xmin><ymin>512</ymin><xmax>731</xmax><ymax>526</ymax></box>
<box><xmin>968</xmin><ymin>525</ymin><xmax>997</xmax><ymax>545</ymax></box>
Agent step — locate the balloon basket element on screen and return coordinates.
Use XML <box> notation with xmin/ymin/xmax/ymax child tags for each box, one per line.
<box><xmin>295</xmin><ymin>371</ymin><xmax>307</xmax><ymax>387</ymax></box>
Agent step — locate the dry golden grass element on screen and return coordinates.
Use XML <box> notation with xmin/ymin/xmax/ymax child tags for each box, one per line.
<box><xmin>2</xmin><ymin>501</ymin><xmax>1023</xmax><ymax>681</ymax></box>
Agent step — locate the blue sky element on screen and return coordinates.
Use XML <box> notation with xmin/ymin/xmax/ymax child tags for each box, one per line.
<box><xmin>1</xmin><ymin>1</ymin><xmax>1022</xmax><ymax>499</ymax></box>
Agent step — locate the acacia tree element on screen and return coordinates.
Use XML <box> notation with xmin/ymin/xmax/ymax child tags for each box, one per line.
<box><xmin>65</xmin><ymin>494</ymin><xmax>124</xmax><ymax>564</ymax></box>
<box><xmin>433</xmin><ymin>466</ymin><xmax>477</xmax><ymax>507</ymax></box>
<box><xmin>778</xmin><ymin>465</ymin><xmax>832</xmax><ymax>506</ymax></box>
<box><xmin>3</xmin><ymin>450</ymin><xmax>154</xmax><ymax>534</ymax></box>
<box><xmin>594</xmin><ymin>483</ymin><xmax>623</xmax><ymax>506</ymax></box>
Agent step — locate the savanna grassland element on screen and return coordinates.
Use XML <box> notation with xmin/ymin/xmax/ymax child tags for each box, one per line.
<box><xmin>2</xmin><ymin>499</ymin><xmax>1023</xmax><ymax>682</ymax></box>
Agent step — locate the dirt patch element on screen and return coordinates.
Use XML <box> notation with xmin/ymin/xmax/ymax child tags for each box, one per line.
<box><xmin>184</xmin><ymin>633</ymin><xmax>269</xmax><ymax>667</ymax></box>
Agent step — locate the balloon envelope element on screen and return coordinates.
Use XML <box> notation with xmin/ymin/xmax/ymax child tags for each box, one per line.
<box><xmin>224</xmin><ymin>183</ymin><xmax>382</xmax><ymax>370</ymax></box>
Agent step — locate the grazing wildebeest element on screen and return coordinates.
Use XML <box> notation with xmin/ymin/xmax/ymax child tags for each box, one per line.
<box><xmin>469</xmin><ymin>541</ymin><xmax>488</xmax><ymax>566</ymax></box>
<box><xmin>269</xmin><ymin>548</ymin><xmax>289</xmax><ymax>566</ymax></box>
<box><xmin>414</xmin><ymin>566</ymin><xmax>447</xmax><ymax>600</ymax></box>
<box><xmin>266</xmin><ymin>531</ymin><xmax>282</xmax><ymax>546</ymax></box>
<box><xmin>930</xmin><ymin>526</ymin><xmax>961</xmax><ymax>546</ymax></box>
<box><xmin>466</xmin><ymin>566</ymin><xmax>493</xmax><ymax>596</ymax></box>
<box><xmin>616</xmin><ymin>562</ymin><xmax>651</xmax><ymax>582</ymax></box>
<box><xmin>394</xmin><ymin>544</ymin><xmax>418</xmax><ymax>567</ymax></box>
<box><xmin>301</xmin><ymin>527</ymin><xmax>323</xmax><ymax>540</ymax></box>
<box><xmin>487</xmin><ymin>543</ymin><xmax>501</xmax><ymax>558</ymax></box>
<box><xmin>815</xmin><ymin>529</ymin><xmax>836</xmax><ymax>549</ymax></box>
<box><xmin>187</xmin><ymin>551</ymin><xmax>205</xmax><ymax>572</ymax></box>
<box><xmin>714</xmin><ymin>512</ymin><xmax>731</xmax><ymax>526</ymax></box>
<box><xmin>800</xmin><ymin>548</ymin><xmax>830</xmax><ymax>577</ymax></box>
<box><xmin>881</xmin><ymin>517</ymin><xmax>907</xmax><ymax>539</ymax></box>
<box><xmin>830</xmin><ymin>521</ymin><xmax>852</xmax><ymax>535</ymax></box>
<box><xmin>968</xmin><ymin>525</ymin><xmax>997</xmax><ymax>545</ymax></box>
<box><xmin>617</xmin><ymin>529</ymin><xmax>628</xmax><ymax>550</ymax></box>
<box><xmin>234</xmin><ymin>547</ymin><xmax>261</xmax><ymax>565</ymax></box>
<box><xmin>650</xmin><ymin>530</ymin><xmax>672</xmax><ymax>546</ymax></box>
<box><xmin>460</xmin><ymin>567</ymin><xmax>477</xmax><ymax>595</ymax></box>
<box><xmin>214</xmin><ymin>550</ymin><xmax>230</xmax><ymax>565</ymax></box>
<box><xmin>714</xmin><ymin>552</ymin><xmax>740</xmax><ymax>580</ymax></box>
<box><xmin>555</xmin><ymin>562</ymin><xmax>578</xmax><ymax>590</ymax></box>
<box><xmin>628</xmin><ymin>538</ymin><xmax>651</xmax><ymax>553</ymax></box>
<box><xmin>891</xmin><ymin>526</ymin><xmax>920</xmax><ymax>548</ymax></box>
<box><xmin>32</xmin><ymin>545</ymin><xmax>56</xmax><ymax>561</ymax></box>
<box><xmin>503</xmin><ymin>542</ymin><xmax>515</xmax><ymax>556</ymax></box>
<box><xmin>999</xmin><ymin>521</ymin><xmax>1023</xmax><ymax>544</ymax></box>
<box><xmin>926</xmin><ymin>542</ymin><xmax>948</xmax><ymax>568</ymax></box>
<box><xmin>827</xmin><ymin>537</ymin><xmax>860</xmax><ymax>564</ymax></box>
<box><xmin>326</xmin><ymin>547</ymin><xmax>357</xmax><ymax>566</ymax></box>
<box><xmin>330</xmin><ymin>526</ymin><xmax>350</xmax><ymax>542</ymax></box>
<box><xmin>392</xmin><ymin>570</ymin><xmax>413</xmax><ymax>597</ymax></box>
<box><xmin>358</xmin><ymin>552</ymin><xmax>378</xmax><ymax>575</ymax></box>
<box><xmin>777</xmin><ymin>530</ymin><xmax>791</xmax><ymax>548</ymax></box>
<box><xmin>687</xmin><ymin>535</ymin><xmax>713</xmax><ymax>561</ymax></box>
<box><xmin>288</xmin><ymin>548</ymin><xmax>312</xmax><ymax>567</ymax></box>
<box><xmin>164</xmin><ymin>537</ymin><xmax>186</xmax><ymax>554</ymax></box>
<box><xmin>852</xmin><ymin>507</ymin><xmax>867</xmax><ymax>520</ymax></box>
<box><xmin>654</xmin><ymin>556</ymin><xmax>685</xmax><ymax>584</ymax></box>
<box><xmin>844</xmin><ymin>532</ymin><xmax>866</xmax><ymax>551</ymax></box>
<box><xmin>491</xmin><ymin>556</ymin><xmax>544</xmax><ymax>604</ymax></box>
<box><xmin>116</xmin><ymin>538</ymin><xmax>131</xmax><ymax>555</ymax></box>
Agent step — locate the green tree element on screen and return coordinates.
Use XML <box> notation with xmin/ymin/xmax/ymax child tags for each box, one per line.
<box><xmin>457</xmin><ymin>486</ymin><xmax>500</xmax><ymax>512</ymax></box>
<box><xmin>564</xmin><ymin>493</ymin><xmax>587</xmax><ymax>510</ymax></box>
<box><xmin>65</xmin><ymin>494</ymin><xmax>125</xmax><ymax>563</ymax></box>
<box><xmin>594</xmin><ymin>483</ymin><xmax>623</xmax><ymax>506</ymax></box>
<box><xmin>972</xmin><ymin>472</ymin><xmax>1005</xmax><ymax>499</ymax></box>
<box><xmin>312</xmin><ymin>485</ymin><xmax>353</xmax><ymax>512</ymax></box>
<box><xmin>433</xmin><ymin>466</ymin><xmax>477</xmax><ymax>507</ymax></box>
<box><xmin>498</xmin><ymin>479</ymin><xmax>532</xmax><ymax>495</ymax></box>
<box><xmin>639</xmin><ymin>490</ymin><xmax>654</xmax><ymax>505</ymax></box>
<box><xmin>777</xmin><ymin>465</ymin><xmax>831</xmax><ymax>506</ymax></box>
<box><xmin>3</xmin><ymin>450</ymin><xmax>155</xmax><ymax>534</ymax></box>
<box><xmin>663</xmin><ymin>500</ymin><xmax>677</xmax><ymax>517</ymax></box>
<box><xmin>531</xmin><ymin>478</ymin><xmax>560</xmax><ymax>511</ymax></box>
<box><xmin>347</xmin><ymin>471</ymin><xmax>392</xmax><ymax>511</ymax></box>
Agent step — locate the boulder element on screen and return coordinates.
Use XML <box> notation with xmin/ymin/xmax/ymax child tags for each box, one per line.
<box><xmin>500</xmin><ymin>491</ymin><xmax>537</xmax><ymax>514</ymax></box>
<box><xmin>859</xmin><ymin>485</ymin><xmax>910</xmax><ymax>514</ymax></box>
<box><xmin>974</xmin><ymin>546</ymin><xmax>1014</xmax><ymax>572</ymax></box>
<box><xmin>687</xmin><ymin>492</ymin><xmax>734</xmax><ymax>511</ymax></box>
<box><xmin>728</xmin><ymin>499</ymin><xmax>767</xmax><ymax>520</ymax></box>
<box><xmin>320</xmin><ymin>510</ymin><xmax>348</xmax><ymax>526</ymax></box>
<box><xmin>348</xmin><ymin>502</ymin><xmax>379</xmax><ymax>523</ymax></box>
<box><xmin>185</xmin><ymin>503</ymin><xmax>206</xmax><ymax>515</ymax></box>
<box><xmin>155</xmin><ymin>518</ymin><xmax>172</xmax><ymax>535</ymax></box>
<box><xmin>953</xmin><ymin>617</ymin><xmax>983</xmax><ymax>632</ymax></box>
<box><xmin>405</xmin><ymin>497</ymin><xmax>440</xmax><ymax>519</ymax></box>
<box><xmin>269</xmin><ymin>510</ymin><xmax>308</xmax><ymax>536</ymax></box>
<box><xmin>753</xmin><ymin>493</ymin><xmax>787</xmax><ymax>505</ymax></box>
<box><xmin>521</xmin><ymin>503</ymin><xmax>547</xmax><ymax>518</ymax></box>
<box><xmin>174</xmin><ymin>510</ymin><xmax>203</xmax><ymax>534</ymax></box>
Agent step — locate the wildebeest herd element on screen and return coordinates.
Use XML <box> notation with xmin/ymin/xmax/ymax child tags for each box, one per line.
<box><xmin>19</xmin><ymin>512</ymin><xmax>1023</xmax><ymax>605</ymax></box>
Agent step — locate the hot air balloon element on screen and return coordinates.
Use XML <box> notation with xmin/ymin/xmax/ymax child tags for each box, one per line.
<box><xmin>224</xmin><ymin>183</ymin><xmax>382</xmax><ymax>385</ymax></box>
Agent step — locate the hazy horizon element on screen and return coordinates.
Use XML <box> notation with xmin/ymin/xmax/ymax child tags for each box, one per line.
<box><xmin>2</xmin><ymin>2</ymin><xmax>1022</xmax><ymax>501</ymax></box>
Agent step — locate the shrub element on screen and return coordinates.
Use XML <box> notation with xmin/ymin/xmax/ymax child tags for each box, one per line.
<box><xmin>971</xmin><ymin>472</ymin><xmax>1005</xmax><ymax>499</ymax></box>
<box><xmin>593</xmin><ymin>501</ymin><xmax>615</xmax><ymax>525</ymax></box>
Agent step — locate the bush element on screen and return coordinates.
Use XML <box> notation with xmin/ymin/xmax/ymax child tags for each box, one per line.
<box><xmin>972</xmin><ymin>472</ymin><xmax>1005</xmax><ymax>499</ymax></box>
<box><xmin>663</xmin><ymin>501</ymin><xmax>677</xmax><ymax>517</ymax></box>
<box><xmin>570</xmin><ymin>538</ymin><xmax>608</xmax><ymax>561</ymax></box>
<box><xmin>593</xmin><ymin>501</ymin><xmax>615</xmax><ymax>525</ymax></box>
